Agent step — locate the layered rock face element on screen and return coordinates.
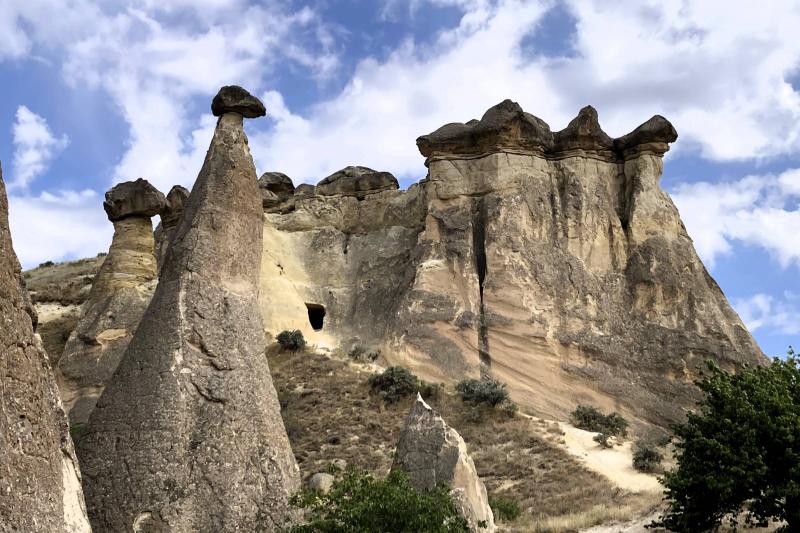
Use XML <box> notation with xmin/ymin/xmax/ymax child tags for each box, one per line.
<box><xmin>154</xmin><ymin>185</ymin><xmax>190</xmax><ymax>271</ymax></box>
<box><xmin>78</xmin><ymin>88</ymin><xmax>300</xmax><ymax>532</ymax></box>
<box><xmin>393</xmin><ymin>395</ymin><xmax>495</xmax><ymax>532</ymax></box>
<box><xmin>259</xmin><ymin>100</ymin><xmax>764</xmax><ymax>427</ymax></box>
<box><xmin>0</xmin><ymin>163</ymin><xmax>91</xmax><ymax>532</ymax></box>
<box><xmin>58</xmin><ymin>178</ymin><xmax>165</xmax><ymax>424</ymax></box>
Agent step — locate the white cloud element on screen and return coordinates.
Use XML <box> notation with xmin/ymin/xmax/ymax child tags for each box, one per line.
<box><xmin>7</xmin><ymin>189</ymin><xmax>112</xmax><ymax>268</ymax></box>
<box><xmin>734</xmin><ymin>292</ymin><xmax>800</xmax><ymax>336</ymax></box>
<box><xmin>671</xmin><ymin>168</ymin><xmax>800</xmax><ymax>269</ymax></box>
<box><xmin>250</xmin><ymin>0</ymin><xmax>800</xmax><ymax>184</ymax></box>
<box><xmin>11</xmin><ymin>106</ymin><xmax>69</xmax><ymax>190</ymax></box>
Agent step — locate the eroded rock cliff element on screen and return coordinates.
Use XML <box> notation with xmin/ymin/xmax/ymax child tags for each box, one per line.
<box><xmin>77</xmin><ymin>87</ymin><xmax>300</xmax><ymax>532</ymax></box>
<box><xmin>0</xmin><ymin>163</ymin><xmax>91</xmax><ymax>533</ymax></box>
<box><xmin>258</xmin><ymin>100</ymin><xmax>764</xmax><ymax>427</ymax></box>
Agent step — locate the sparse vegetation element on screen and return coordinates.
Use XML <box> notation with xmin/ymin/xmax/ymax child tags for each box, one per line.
<box><xmin>456</xmin><ymin>377</ymin><xmax>513</xmax><ymax>408</ymax></box>
<box><xmin>570</xmin><ymin>405</ymin><xmax>628</xmax><ymax>437</ymax></box>
<box><xmin>593</xmin><ymin>433</ymin><xmax>613</xmax><ymax>449</ymax></box>
<box><xmin>288</xmin><ymin>467</ymin><xmax>471</xmax><ymax>532</ymax></box>
<box><xmin>348</xmin><ymin>345</ymin><xmax>380</xmax><ymax>362</ymax></box>
<box><xmin>276</xmin><ymin>329</ymin><xmax>306</xmax><ymax>351</ymax></box>
<box><xmin>655</xmin><ymin>351</ymin><xmax>800</xmax><ymax>532</ymax></box>
<box><xmin>69</xmin><ymin>422</ymin><xmax>88</xmax><ymax>444</ymax></box>
<box><xmin>490</xmin><ymin>495</ymin><xmax>522</xmax><ymax>522</ymax></box>
<box><xmin>38</xmin><ymin>260</ymin><xmax>55</xmax><ymax>268</ymax></box>
<box><xmin>369</xmin><ymin>366</ymin><xmax>420</xmax><ymax>403</ymax></box>
<box><xmin>631</xmin><ymin>440</ymin><xmax>662</xmax><ymax>472</ymax></box>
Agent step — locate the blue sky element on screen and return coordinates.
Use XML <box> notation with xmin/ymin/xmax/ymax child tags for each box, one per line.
<box><xmin>1</xmin><ymin>0</ymin><xmax>798</xmax><ymax>356</ymax></box>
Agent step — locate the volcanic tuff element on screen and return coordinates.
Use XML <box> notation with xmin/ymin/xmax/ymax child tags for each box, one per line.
<box><xmin>0</xmin><ymin>163</ymin><xmax>91</xmax><ymax>532</ymax></box>
<box><xmin>58</xmin><ymin>178</ymin><xmax>164</xmax><ymax>424</ymax></box>
<box><xmin>154</xmin><ymin>184</ymin><xmax>190</xmax><ymax>271</ymax></box>
<box><xmin>77</xmin><ymin>87</ymin><xmax>300</xmax><ymax>532</ymax></box>
<box><xmin>258</xmin><ymin>100</ymin><xmax>765</xmax><ymax>428</ymax></box>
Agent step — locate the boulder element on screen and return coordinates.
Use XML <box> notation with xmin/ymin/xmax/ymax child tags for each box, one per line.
<box><xmin>392</xmin><ymin>395</ymin><xmax>496</xmax><ymax>532</ymax></box>
<box><xmin>78</xmin><ymin>87</ymin><xmax>300</xmax><ymax>532</ymax></box>
<box><xmin>103</xmin><ymin>178</ymin><xmax>166</xmax><ymax>221</ymax></box>
<box><xmin>258</xmin><ymin>172</ymin><xmax>295</xmax><ymax>212</ymax></box>
<box><xmin>316</xmin><ymin>166</ymin><xmax>399</xmax><ymax>199</ymax></box>
<box><xmin>0</xmin><ymin>162</ymin><xmax>91</xmax><ymax>532</ymax></box>
<box><xmin>59</xmin><ymin>179</ymin><xmax>162</xmax><ymax>424</ymax></box>
<box><xmin>308</xmin><ymin>473</ymin><xmax>335</xmax><ymax>494</ymax></box>
<box><xmin>211</xmin><ymin>85</ymin><xmax>267</xmax><ymax>118</ymax></box>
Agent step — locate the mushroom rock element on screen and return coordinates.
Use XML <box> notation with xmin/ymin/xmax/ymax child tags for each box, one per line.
<box><xmin>78</xmin><ymin>86</ymin><xmax>300</xmax><ymax>532</ymax></box>
<box><xmin>0</xmin><ymin>162</ymin><xmax>92</xmax><ymax>532</ymax></box>
<box><xmin>58</xmin><ymin>179</ymin><xmax>165</xmax><ymax>425</ymax></box>
<box><xmin>154</xmin><ymin>185</ymin><xmax>190</xmax><ymax>271</ymax></box>
<box><xmin>211</xmin><ymin>85</ymin><xmax>267</xmax><ymax>118</ymax></box>
<box><xmin>315</xmin><ymin>166</ymin><xmax>399</xmax><ymax>199</ymax></box>
<box><xmin>256</xmin><ymin>101</ymin><xmax>765</xmax><ymax>430</ymax></box>
<box><xmin>392</xmin><ymin>395</ymin><xmax>496</xmax><ymax>532</ymax></box>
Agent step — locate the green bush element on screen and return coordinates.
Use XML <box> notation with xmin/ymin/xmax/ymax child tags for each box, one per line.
<box><xmin>348</xmin><ymin>345</ymin><xmax>380</xmax><ymax>362</ymax></box>
<box><xmin>632</xmin><ymin>441</ymin><xmax>663</xmax><ymax>473</ymax></box>
<box><xmin>489</xmin><ymin>495</ymin><xmax>522</xmax><ymax>522</ymax></box>
<box><xmin>38</xmin><ymin>260</ymin><xmax>55</xmax><ymax>268</ymax></box>
<box><xmin>289</xmin><ymin>467</ymin><xmax>472</xmax><ymax>532</ymax></box>
<box><xmin>277</xmin><ymin>330</ymin><xmax>306</xmax><ymax>351</ymax></box>
<box><xmin>593</xmin><ymin>432</ymin><xmax>613</xmax><ymax>449</ymax></box>
<box><xmin>369</xmin><ymin>366</ymin><xmax>420</xmax><ymax>403</ymax></box>
<box><xmin>456</xmin><ymin>378</ymin><xmax>512</xmax><ymax>408</ymax></box>
<box><xmin>570</xmin><ymin>405</ymin><xmax>628</xmax><ymax>437</ymax></box>
<box><xmin>418</xmin><ymin>381</ymin><xmax>443</xmax><ymax>402</ymax></box>
<box><xmin>69</xmin><ymin>423</ymin><xmax>88</xmax><ymax>444</ymax></box>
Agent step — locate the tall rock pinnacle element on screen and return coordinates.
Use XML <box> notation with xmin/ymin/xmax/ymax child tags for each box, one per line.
<box><xmin>78</xmin><ymin>86</ymin><xmax>300</xmax><ymax>532</ymax></box>
<box><xmin>153</xmin><ymin>184</ymin><xmax>190</xmax><ymax>272</ymax></box>
<box><xmin>59</xmin><ymin>178</ymin><xmax>165</xmax><ymax>424</ymax></box>
<box><xmin>0</xmin><ymin>162</ymin><xmax>92</xmax><ymax>532</ymax></box>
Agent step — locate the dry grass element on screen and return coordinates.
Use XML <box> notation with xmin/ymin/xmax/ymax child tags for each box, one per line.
<box><xmin>269</xmin><ymin>347</ymin><xmax>659</xmax><ymax>529</ymax></box>
<box><xmin>23</xmin><ymin>255</ymin><xmax>103</xmax><ymax>305</ymax></box>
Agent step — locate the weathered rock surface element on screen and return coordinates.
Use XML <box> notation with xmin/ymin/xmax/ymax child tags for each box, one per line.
<box><xmin>392</xmin><ymin>395</ymin><xmax>495</xmax><ymax>532</ymax></box>
<box><xmin>316</xmin><ymin>166</ymin><xmax>399</xmax><ymax>199</ymax></box>
<box><xmin>154</xmin><ymin>185</ymin><xmax>190</xmax><ymax>271</ymax></box>
<box><xmin>78</xmin><ymin>88</ymin><xmax>300</xmax><ymax>532</ymax></box>
<box><xmin>211</xmin><ymin>85</ymin><xmax>267</xmax><ymax>118</ymax></box>
<box><xmin>58</xmin><ymin>180</ymin><xmax>162</xmax><ymax>425</ymax></box>
<box><xmin>257</xmin><ymin>100</ymin><xmax>765</xmax><ymax>428</ymax></box>
<box><xmin>259</xmin><ymin>172</ymin><xmax>295</xmax><ymax>213</ymax></box>
<box><xmin>0</xmin><ymin>162</ymin><xmax>91</xmax><ymax>532</ymax></box>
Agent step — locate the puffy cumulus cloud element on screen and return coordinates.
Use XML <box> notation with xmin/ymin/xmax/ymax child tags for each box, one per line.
<box><xmin>11</xmin><ymin>106</ymin><xmax>69</xmax><ymax>190</ymax></box>
<box><xmin>671</xmin><ymin>168</ymin><xmax>800</xmax><ymax>269</ymax></box>
<box><xmin>252</xmin><ymin>0</ymin><xmax>800</xmax><ymax>184</ymax></box>
<box><xmin>7</xmin><ymin>189</ymin><xmax>112</xmax><ymax>268</ymax></box>
<box><xmin>734</xmin><ymin>292</ymin><xmax>800</xmax><ymax>336</ymax></box>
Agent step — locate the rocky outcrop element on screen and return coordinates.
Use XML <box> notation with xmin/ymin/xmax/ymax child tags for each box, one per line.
<box><xmin>259</xmin><ymin>172</ymin><xmax>295</xmax><ymax>213</ymax></box>
<box><xmin>257</xmin><ymin>100</ymin><xmax>764</xmax><ymax>428</ymax></box>
<box><xmin>316</xmin><ymin>166</ymin><xmax>399</xmax><ymax>199</ymax></box>
<box><xmin>78</xmin><ymin>86</ymin><xmax>300</xmax><ymax>532</ymax></box>
<box><xmin>58</xmin><ymin>179</ymin><xmax>164</xmax><ymax>425</ymax></box>
<box><xmin>392</xmin><ymin>395</ymin><xmax>495</xmax><ymax>532</ymax></box>
<box><xmin>154</xmin><ymin>185</ymin><xmax>190</xmax><ymax>270</ymax></box>
<box><xmin>0</xmin><ymin>162</ymin><xmax>91</xmax><ymax>532</ymax></box>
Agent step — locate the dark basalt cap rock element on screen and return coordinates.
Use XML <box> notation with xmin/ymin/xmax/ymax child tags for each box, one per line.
<box><xmin>316</xmin><ymin>166</ymin><xmax>399</xmax><ymax>199</ymax></box>
<box><xmin>417</xmin><ymin>99</ymin><xmax>554</xmax><ymax>159</ymax></box>
<box><xmin>103</xmin><ymin>178</ymin><xmax>166</xmax><ymax>221</ymax></box>
<box><xmin>160</xmin><ymin>185</ymin><xmax>190</xmax><ymax>227</ymax></box>
<box><xmin>259</xmin><ymin>172</ymin><xmax>295</xmax><ymax>197</ymax></box>
<box><xmin>614</xmin><ymin>115</ymin><xmax>678</xmax><ymax>155</ymax></box>
<box><xmin>211</xmin><ymin>85</ymin><xmax>266</xmax><ymax>118</ymax></box>
<box><xmin>553</xmin><ymin>105</ymin><xmax>614</xmax><ymax>154</ymax></box>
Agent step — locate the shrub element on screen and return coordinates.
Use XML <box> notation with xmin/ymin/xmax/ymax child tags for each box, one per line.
<box><xmin>348</xmin><ymin>345</ymin><xmax>380</xmax><ymax>362</ymax></box>
<box><xmin>418</xmin><ymin>380</ymin><xmax>443</xmax><ymax>402</ymax></box>
<box><xmin>593</xmin><ymin>433</ymin><xmax>613</xmax><ymax>449</ymax></box>
<box><xmin>570</xmin><ymin>405</ymin><xmax>628</xmax><ymax>437</ymax></box>
<box><xmin>654</xmin><ymin>352</ymin><xmax>800</xmax><ymax>531</ymax></box>
<box><xmin>369</xmin><ymin>366</ymin><xmax>420</xmax><ymax>403</ymax></box>
<box><xmin>69</xmin><ymin>422</ymin><xmax>88</xmax><ymax>444</ymax></box>
<box><xmin>276</xmin><ymin>330</ymin><xmax>306</xmax><ymax>351</ymax></box>
<box><xmin>489</xmin><ymin>495</ymin><xmax>522</xmax><ymax>522</ymax></box>
<box><xmin>456</xmin><ymin>378</ymin><xmax>511</xmax><ymax>408</ymax></box>
<box><xmin>632</xmin><ymin>441</ymin><xmax>662</xmax><ymax>473</ymax></box>
<box><xmin>38</xmin><ymin>260</ymin><xmax>55</xmax><ymax>268</ymax></box>
<box><xmin>289</xmin><ymin>467</ymin><xmax>472</xmax><ymax>532</ymax></box>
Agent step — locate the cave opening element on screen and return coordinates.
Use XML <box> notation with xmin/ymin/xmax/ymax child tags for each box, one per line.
<box><xmin>305</xmin><ymin>303</ymin><xmax>326</xmax><ymax>331</ymax></box>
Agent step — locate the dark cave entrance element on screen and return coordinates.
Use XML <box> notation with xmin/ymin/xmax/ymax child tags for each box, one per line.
<box><xmin>305</xmin><ymin>303</ymin><xmax>326</xmax><ymax>331</ymax></box>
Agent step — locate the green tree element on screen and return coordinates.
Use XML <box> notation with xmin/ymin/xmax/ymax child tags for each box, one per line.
<box><xmin>288</xmin><ymin>467</ymin><xmax>471</xmax><ymax>532</ymax></box>
<box><xmin>654</xmin><ymin>350</ymin><xmax>800</xmax><ymax>532</ymax></box>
